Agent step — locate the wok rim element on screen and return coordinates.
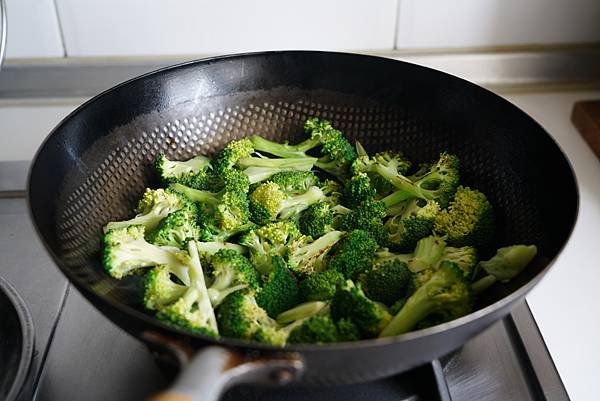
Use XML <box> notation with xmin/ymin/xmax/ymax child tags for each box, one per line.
<box><xmin>26</xmin><ymin>50</ymin><xmax>580</xmax><ymax>353</ymax></box>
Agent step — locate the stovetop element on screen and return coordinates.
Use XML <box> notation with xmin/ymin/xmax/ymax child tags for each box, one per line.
<box><xmin>0</xmin><ymin>161</ymin><xmax>569</xmax><ymax>401</ymax></box>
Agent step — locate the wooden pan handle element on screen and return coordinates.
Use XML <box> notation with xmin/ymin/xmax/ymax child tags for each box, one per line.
<box><xmin>149</xmin><ymin>394</ymin><xmax>195</xmax><ymax>401</ymax></box>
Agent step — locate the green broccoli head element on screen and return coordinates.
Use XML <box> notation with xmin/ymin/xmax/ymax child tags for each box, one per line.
<box><xmin>440</xmin><ymin>246</ymin><xmax>478</xmax><ymax>279</ymax></box>
<box><xmin>212</xmin><ymin>138</ymin><xmax>254</xmax><ymax>173</ymax></box>
<box><xmin>342</xmin><ymin>172</ymin><xmax>376</xmax><ymax>208</ymax></box>
<box><xmin>385</xmin><ymin>198</ymin><xmax>440</xmax><ymax>252</ymax></box>
<box><xmin>287</xmin><ymin>315</ymin><xmax>341</xmax><ymax>344</ymax></box>
<box><xmin>298</xmin><ymin>202</ymin><xmax>334</xmax><ymax>239</ymax></box>
<box><xmin>256</xmin><ymin>255</ymin><xmax>300</xmax><ymax>317</ymax></box>
<box><xmin>336</xmin><ymin>200</ymin><xmax>388</xmax><ymax>246</ymax></box>
<box><xmin>299</xmin><ymin>268</ymin><xmax>345</xmax><ymax>302</ymax></box>
<box><xmin>249</xmin><ymin>182</ymin><xmax>325</xmax><ymax>225</ymax></box>
<box><xmin>286</xmin><ymin>231</ymin><xmax>344</xmax><ymax>277</ymax></box>
<box><xmin>143</xmin><ymin>265</ymin><xmax>187</xmax><ymax>311</ymax></box>
<box><xmin>329</xmin><ymin>230</ymin><xmax>379</xmax><ymax>280</ymax></box>
<box><xmin>434</xmin><ymin>186</ymin><xmax>494</xmax><ymax>247</ymax></box>
<box><xmin>330</xmin><ymin>280</ymin><xmax>392</xmax><ymax>338</ymax></box>
<box><xmin>207</xmin><ymin>249</ymin><xmax>260</xmax><ymax>307</ymax></box>
<box><xmin>154</xmin><ymin>153</ymin><xmax>212</xmax><ymax>188</ymax></box>
<box><xmin>360</xmin><ymin>259</ymin><xmax>412</xmax><ymax>306</ymax></box>
<box><xmin>352</xmin><ymin>150</ymin><xmax>411</xmax><ymax>177</ymax></box>
<box><xmin>304</xmin><ymin>118</ymin><xmax>357</xmax><ymax>180</ymax></box>
<box><xmin>408</xmin><ymin>235</ymin><xmax>446</xmax><ymax>274</ymax></box>
<box><xmin>380</xmin><ymin>261</ymin><xmax>473</xmax><ymax>337</ymax></box>
<box><xmin>104</xmin><ymin>188</ymin><xmax>188</xmax><ymax>233</ymax></box>
<box><xmin>146</xmin><ymin>208</ymin><xmax>200</xmax><ymax>248</ymax></box>
<box><xmin>268</xmin><ymin>171</ymin><xmax>321</xmax><ymax>194</ymax></box>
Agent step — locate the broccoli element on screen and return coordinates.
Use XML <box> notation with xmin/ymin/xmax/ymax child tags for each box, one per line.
<box><xmin>256</xmin><ymin>255</ymin><xmax>300</xmax><ymax>317</ymax></box>
<box><xmin>406</xmin><ymin>163</ymin><xmax>431</xmax><ymax>182</ymax></box>
<box><xmin>287</xmin><ymin>315</ymin><xmax>360</xmax><ymax>344</ymax></box>
<box><xmin>384</xmin><ymin>198</ymin><xmax>440</xmax><ymax>252</ymax></box>
<box><xmin>434</xmin><ymin>186</ymin><xmax>494</xmax><ymax>247</ymax></box>
<box><xmin>239</xmin><ymin>221</ymin><xmax>301</xmax><ymax>275</ymax></box>
<box><xmin>268</xmin><ymin>171</ymin><xmax>321</xmax><ymax>194</ymax></box>
<box><xmin>472</xmin><ymin>245</ymin><xmax>537</xmax><ymax>293</ymax></box>
<box><xmin>275</xmin><ymin>300</ymin><xmax>329</xmax><ymax>325</ymax></box>
<box><xmin>372</xmin><ymin>248</ymin><xmax>413</xmax><ymax>267</ymax></box>
<box><xmin>352</xmin><ymin>150</ymin><xmax>412</xmax><ymax>178</ymax></box>
<box><xmin>440</xmin><ymin>246</ymin><xmax>478</xmax><ymax>279</ymax></box>
<box><xmin>286</xmin><ymin>231</ymin><xmax>344</xmax><ymax>276</ymax></box>
<box><xmin>104</xmin><ymin>188</ymin><xmax>189</xmax><ymax>233</ymax></box>
<box><xmin>146</xmin><ymin>208</ymin><xmax>200</xmax><ymax>248</ymax></box>
<box><xmin>408</xmin><ymin>235</ymin><xmax>446</xmax><ymax>273</ymax></box>
<box><xmin>360</xmin><ymin>259</ymin><xmax>412</xmax><ymax>306</ymax></box>
<box><xmin>299</xmin><ymin>268</ymin><xmax>345</xmax><ymax>302</ymax></box>
<box><xmin>103</xmin><ymin>225</ymin><xmax>190</xmax><ymax>283</ymax></box>
<box><xmin>329</xmin><ymin>230</ymin><xmax>379</xmax><ymax>280</ymax></box>
<box><xmin>206</xmin><ymin>249</ymin><xmax>260</xmax><ymax>307</ymax></box>
<box><xmin>249</xmin><ymin>182</ymin><xmax>326</xmax><ymax>225</ymax></box>
<box><xmin>342</xmin><ymin>172</ymin><xmax>376</xmax><ymax>208</ymax></box>
<box><xmin>143</xmin><ymin>265</ymin><xmax>187</xmax><ymax>311</ymax></box>
<box><xmin>156</xmin><ymin>240</ymin><xmax>219</xmax><ymax>337</ymax></box>
<box><xmin>154</xmin><ymin>153</ymin><xmax>212</xmax><ymax>188</ymax></box>
<box><xmin>212</xmin><ymin>138</ymin><xmax>254</xmax><ymax>173</ymax></box>
<box><xmin>376</xmin><ymin>152</ymin><xmax>460</xmax><ymax>209</ymax></box>
<box><xmin>330</xmin><ymin>280</ymin><xmax>392</xmax><ymax>338</ymax></box>
<box><xmin>379</xmin><ymin>261</ymin><xmax>472</xmax><ymax>337</ymax></box>
<box><xmin>298</xmin><ymin>202</ymin><xmax>334</xmax><ymax>239</ymax></box>
<box><xmin>237</xmin><ymin>156</ymin><xmax>318</xmax><ymax>184</ymax></box>
<box><xmin>335</xmin><ymin>200</ymin><xmax>388</xmax><ymax>246</ymax></box>
<box><xmin>216</xmin><ymin>290</ymin><xmax>283</xmax><ymax>345</ymax></box>
<box><xmin>195</xmin><ymin>240</ymin><xmax>248</xmax><ymax>259</ymax></box>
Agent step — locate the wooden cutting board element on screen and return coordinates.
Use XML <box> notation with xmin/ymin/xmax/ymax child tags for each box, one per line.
<box><xmin>571</xmin><ymin>100</ymin><xmax>600</xmax><ymax>160</ymax></box>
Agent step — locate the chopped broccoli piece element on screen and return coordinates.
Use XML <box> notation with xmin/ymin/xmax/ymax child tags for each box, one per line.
<box><xmin>379</xmin><ymin>261</ymin><xmax>472</xmax><ymax>337</ymax></box>
<box><xmin>238</xmin><ymin>156</ymin><xmax>317</xmax><ymax>184</ymax></box>
<box><xmin>103</xmin><ymin>225</ymin><xmax>190</xmax><ymax>283</ymax></box>
<box><xmin>287</xmin><ymin>231</ymin><xmax>344</xmax><ymax>277</ymax></box>
<box><xmin>298</xmin><ymin>202</ymin><xmax>334</xmax><ymax>239</ymax></box>
<box><xmin>275</xmin><ymin>300</ymin><xmax>329</xmax><ymax>325</ymax></box>
<box><xmin>329</xmin><ymin>230</ymin><xmax>378</xmax><ymax>280</ymax></box>
<box><xmin>434</xmin><ymin>186</ymin><xmax>494</xmax><ymax>247</ymax></box>
<box><xmin>239</xmin><ymin>221</ymin><xmax>301</xmax><ymax>275</ymax></box>
<box><xmin>440</xmin><ymin>246</ymin><xmax>478</xmax><ymax>279</ymax></box>
<box><xmin>373</xmin><ymin>248</ymin><xmax>413</xmax><ymax>267</ymax></box>
<box><xmin>360</xmin><ymin>259</ymin><xmax>412</xmax><ymax>306</ymax></box>
<box><xmin>472</xmin><ymin>245</ymin><xmax>537</xmax><ymax>293</ymax></box>
<box><xmin>154</xmin><ymin>153</ymin><xmax>212</xmax><ymax>188</ymax></box>
<box><xmin>384</xmin><ymin>198</ymin><xmax>440</xmax><ymax>252</ymax></box>
<box><xmin>268</xmin><ymin>171</ymin><xmax>321</xmax><ymax>194</ymax></box>
<box><xmin>212</xmin><ymin>138</ymin><xmax>254</xmax><ymax>173</ymax></box>
<box><xmin>156</xmin><ymin>241</ymin><xmax>219</xmax><ymax>337</ymax></box>
<box><xmin>143</xmin><ymin>265</ymin><xmax>187</xmax><ymax>311</ymax></box>
<box><xmin>342</xmin><ymin>172</ymin><xmax>376</xmax><ymax>208</ymax></box>
<box><xmin>330</xmin><ymin>280</ymin><xmax>392</xmax><ymax>338</ymax></box>
<box><xmin>195</xmin><ymin>240</ymin><xmax>247</xmax><ymax>259</ymax></box>
<box><xmin>287</xmin><ymin>315</ymin><xmax>342</xmax><ymax>344</ymax></box>
<box><xmin>336</xmin><ymin>200</ymin><xmax>388</xmax><ymax>246</ymax></box>
<box><xmin>408</xmin><ymin>235</ymin><xmax>446</xmax><ymax>273</ymax></box>
<box><xmin>249</xmin><ymin>182</ymin><xmax>326</xmax><ymax>224</ymax></box>
<box><xmin>256</xmin><ymin>255</ymin><xmax>299</xmax><ymax>317</ymax></box>
<box><xmin>104</xmin><ymin>188</ymin><xmax>188</xmax><ymax>233</ymax></box>
<box><xmin>146</xmin><ymin>208</ymin><xmax>200</xmax><ymax>248</ymax></box>
<box><xmin>299</xmin><ymin>269</ymin><xmax>345</xmax><ymax>302</ymax></box>
<box><xmin>206</xmin><ymin>249</ymin><xmax>260</xmax><ymax>307</ymax></box>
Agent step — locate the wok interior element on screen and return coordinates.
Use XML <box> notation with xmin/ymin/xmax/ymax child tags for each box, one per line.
<box><xmin>30</xmin><ymin>52</ymin><xmax>577</xmax><ymax>337</ymax></box>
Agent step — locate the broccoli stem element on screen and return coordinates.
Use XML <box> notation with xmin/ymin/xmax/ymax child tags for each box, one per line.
<box><xmin>187</xmin><ymin>241</ymin><xmax>219</xmax><ymax>333</ymax></box>
<box><xmin>170</xmin><ymin>183</ymin><xmax>218</xmax><ymax>206</ymax></box>
<box><xmin>278</xmin><ymin>186</ymin><xmax>325</xmax><ymax>220</ymax></box>
<box><xmin>408</xmin><ymin>236</ymin><xmax>446</xmax><ymax>272</ymax></box>
<box><xmin>471</xmin><ymin>275</ymin><xmax>497</xmax><ymax>294</ymax></box>
<box><xmin>207</xmin><ymin>284</ymin><xmax>248</xmax><ymax>306</ymax></box>
<box><xmin>374</xmin><ymin>165</ymin><xmax>422</xmax><ymax>200</ymax></box>
<box><xmin>276</xmin><ymin>301</ymin><xmax>328</xmax><ymax>325</ymax></box>
<box><xmin>237</xmin><ymin>156</ymin><xmax>317</xmax><ymax>169</ymax></box>
<box><xmin>379</xmin><ymin>289</ymin><xmax>437</xmax><ymax>336</ymax></box>
<box><xmin>250</xmin><ymin>135</ymin><xmax>315</xmax><ymax>158</ymax></box>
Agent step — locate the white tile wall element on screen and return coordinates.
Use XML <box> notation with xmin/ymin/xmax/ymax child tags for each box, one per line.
<box><xmin>396</xmin><ymin>0</ymin><xmax>600</xmax><ymax>49</ymax></box>
<box><xmin>55</xmin><ymin>0</ymin><xmax>397</xmax><ymax>57</ymax></box>
<box><xmin>4</xmin><ymin>0</ymin><xmax>64</xmax><ymax>58</ymax></box>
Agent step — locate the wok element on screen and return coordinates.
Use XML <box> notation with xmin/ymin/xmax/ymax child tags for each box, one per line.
<box><xmin>27</xmin><ymin>51</ymin><xmax>578</xmax><ymax>401</ymax></box>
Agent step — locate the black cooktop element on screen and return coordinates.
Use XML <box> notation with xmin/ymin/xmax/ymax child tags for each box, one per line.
<box><xmin>0</xmin><ymin>161</ymin><xmax>569</xmax><ymax>401</ymax></box>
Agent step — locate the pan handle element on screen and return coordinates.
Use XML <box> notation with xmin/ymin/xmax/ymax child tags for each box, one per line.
<box><xmin>0</xmin><ymin>0</ymin><xmax>7</xmax><ymax>70</ymax></box>
<box><xmin>143</xmin><ymin>333</ymin><xmax>304</xmax><ymax>401</ymax></box>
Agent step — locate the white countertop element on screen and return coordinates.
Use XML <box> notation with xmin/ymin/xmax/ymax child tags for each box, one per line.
<box><xmin>505</xmin><ymin>91</ymin><xmax>600</xmax><ymax>401</ymax></box>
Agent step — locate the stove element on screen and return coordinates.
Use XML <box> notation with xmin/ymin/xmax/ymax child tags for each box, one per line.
<box><xmin>0</xmin><ymin>160</ymin><xmax>569</xmax><ymax>401</ymax></box>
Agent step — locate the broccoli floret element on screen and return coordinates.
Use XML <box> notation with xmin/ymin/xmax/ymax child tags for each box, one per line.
<box><xmin>239</xmin><ymin>221</ymin><xmax>301</xmax><ymax>275</ymax></box>
<box><xmin>373</xmin><ymin>248</ymin><xmax>413</xmax><ymax>266</ymax></box>
<box><xmin>104</xmin><ymin>188</ymin><xmax>188</xmax><ymax>233</ymax></box>
<box><xmin>249</xmin><ymin>135</ymin><xmax>313</xmax><ymax>158</ymax></box>
<box><xmin>298</xmin><ymin>202</ymin><xmax>334</xmax><ymax>239</ymax></box>
<box><xmin>256</xmin><ymin>255</ymin><xmax>299</xmax><ymax>317</ymax></box>
<box><xmin>143</xmin><ymin>265</ymin><xmax>187</xmax><ymax>311</ymax></box>
<box><xmin>195</xmin><ymin>240</ymin><xmax>248</xmax><ymax>259</ymax></box>
<box><xmin>249</xmin><ymin>182</ymin><xmax>325</xmax><ymax>225</ymax></box>
<box><xmin>352</xmin><ymin>150</ymin><xmax>412</xmax><ymax>177</ymax></box>
<box><xmin>434</xmin><ymin>186</ymin><xmax>494</xmax><ymax>247</ymax></box>
<box><xmin>440</xmin><ymin>246</ymin><xmax>478</xmax><ymax>279</ymax></box>
<box><xmin>287</xmin><ymin>315</ymin><xmax>342</xmax><ymax>344</ymax></box>
<box><xmin>379</xmin><ymin>261</ymin><xmax>472</xmax><ymax>337</ymax></box>
<box><xmin>212</xmin><ymin>138</ymin><xmax>254</xmax><ymax>173</ymax></box>
<box><xmin>330</xmin><ymin>280</ymin><xmax>391</xmax><ymax>338</ymax></box>
<box><xmin>408</xmin><ymin>235</ymin><xmax>446</xmax><ymax>273</ymax></box>
<box><xmin>299</xmin><ymin>269</ymin><xmax>345</xmax><ymax>302</ymax></box>
<box><xmin>238</xmin><ymin>156</ymin><xmax>317</xmax><ymax>184</ymax></box>
<box><xmin>268</xmin><ymin>171</ymin><xmax>321</xmax><ymax>194</ymax></box>
<box><xmin>216</xmin><ymin>291</ymin><xmax>281</xmax><ymax>345</ymax></box>
<box><xmin>342</xmin><ymin>172</ymin><xmax>376</xmax><ymax>208</ymax></box>
<box><xmin>472</xmin><ymin>245</ymin><xmax>537</xmax><ymax>294</ymax></box>
<box><xmin>146</xmin><ymin>208</ymin><xmax>200</xmax><ymax>248</ymax></box>
<box><xmin>384</xmin><ymin>198</ymin><xmax>440</xmax><ymax>252</ymax></box>
<box><xmin>336</xmin><ymin>200</ymin><xmax>388</xmax><ymax>246</ymax></box>
<box><xmin>154</xmin><ymin>153</ymin><xmax>212</xmax><ymax>188</ymax></box>
<box><xmin>156</xmin><ymin>241</ymin><xmax>219</xmax><ymax>337</ymax></box>
<box><xmin>286</xmin><ymin>231</ymin><xmax>344</xmax><ymax>277</ymax></box>
<box><xmin>206</xmin><ymin>249</ymin><xmax>260</xmax><ymax>307</ymax></box>
<box><xmin>360</xmin><ymin>259</ymin><xmax>412</xmax><ymax>306</ymax></box>
<box><xmin>329</xmin><ymin>230</ymin><xmax>379</xmax><ymax>280</ymax></box>
<box><xmin>103</xmin><ymin>225</ymin><xmax>190</xmax><ymax>283</ymax></box>
<box><xmin>275</xmin><ymin>300</ymin><xmax>329</xmax><ymax>325</ymax></box>
<box><xmin>377</xmin><ymin>152</ymin><xmax>460</xmax><ymax>209</ymax></box>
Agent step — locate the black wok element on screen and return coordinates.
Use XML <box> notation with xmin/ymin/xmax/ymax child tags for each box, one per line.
<box><xmin>27</xmin><ymin>51</ymin><xmax>578</xmax><ymax>400</ymax></box>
